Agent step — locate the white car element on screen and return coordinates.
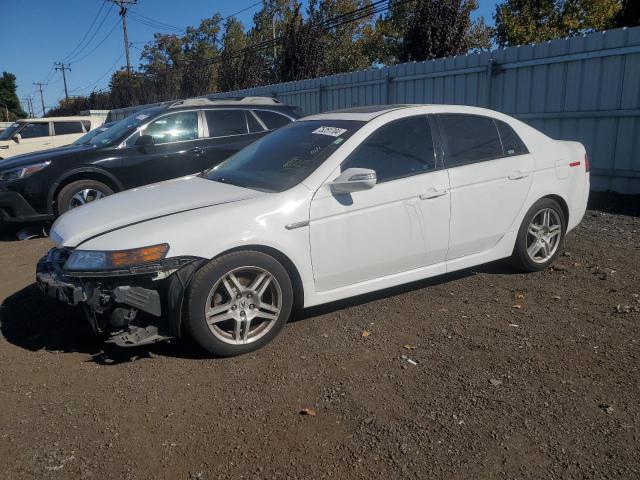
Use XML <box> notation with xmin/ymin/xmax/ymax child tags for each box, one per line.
<box><xmin>36</xmin><ymin>105</ymin><xmax>589</xmax><ymax>356</ymax></box>
<box><xmin>0</xmin><ymin>116</ymin><xmax>96</xmax><ymax>159</ymax></box>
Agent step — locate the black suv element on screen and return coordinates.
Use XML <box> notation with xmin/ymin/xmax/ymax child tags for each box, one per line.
<box><xmin>0</xmin><ymin>97</ymin><xmax>300</xmax><ymax>224</ymax></box>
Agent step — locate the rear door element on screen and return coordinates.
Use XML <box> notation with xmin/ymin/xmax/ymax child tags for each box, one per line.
<box><xmin>116</xmin><ymin>110</ymin><xmax>205</xmax><ymax>188</ymax></box>
<box><xmin>439</xmin><ymin>114</ymin><xmax>533</xmax><ymax>260</ymax></box>
<box><xmin>199</xmin><ymin>109</ymin><xmax>268</xmax><ymax>171</ymax></box>
<box><xmin>52</xmin><ymin>120</ymin><xmax>86</xmax><ymax>147</ymax></box>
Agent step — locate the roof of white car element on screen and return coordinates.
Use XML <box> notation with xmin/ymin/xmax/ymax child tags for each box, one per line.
<box><xmin>302</xmin><ymin>104</ymin><xmax>502</xmax><ymax>122</ymax></box>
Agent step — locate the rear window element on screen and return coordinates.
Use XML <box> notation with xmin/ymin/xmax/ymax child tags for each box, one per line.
<box><xmin>439</xmin><ymin>114</ymin><xmax>503</xmax><ymax>166</ymax></box>
<box><xmin>205</xmin><ymin>110</ymin><xmax>247</xmax><ymax>137</ymax></box>
<box><xmin>496</xmin><ymin>120</ymin><xmax>528</xmax><ymax>156</ymax></box>
<box><xmin>254</xmin><ymin>110</ymin><xmax>291</xmax><ymax>130</ymax></box>
<box><xmin>54</xmin><ymin>121</ymin><xmax>84</xmax><ymax>135</ymax></box>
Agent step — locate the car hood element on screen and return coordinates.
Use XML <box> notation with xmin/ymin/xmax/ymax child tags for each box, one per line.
<box><xmin>0</xmin><ymin>144</ymin><xmax>94</xmax><ymax>169</ymax></box>
<box><xmin>51</xmin><ymin>175</ymin><xmax>266</xmax><ymax>247</ymax></box>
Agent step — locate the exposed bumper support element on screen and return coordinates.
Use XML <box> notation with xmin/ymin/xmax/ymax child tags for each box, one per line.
<box><xmin>35</xmin><ymin>248</ymin><xmax>205</xmax><ymax>348</ymax></box>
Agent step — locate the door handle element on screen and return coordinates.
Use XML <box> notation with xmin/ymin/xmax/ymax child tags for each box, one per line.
<box><xmin>187</xmin><ymin>146</ymin><xmax>204</xmax><ymax>155</ymax></box>
<box><xmin>419</xmin><ymin>188</ymin><xmax>448</xmax><ymax>200</ymax></box>
<box><xmin>508</xmin><ymin>171</ymin><xmax>529</xmax><ymax>180</ymax></box>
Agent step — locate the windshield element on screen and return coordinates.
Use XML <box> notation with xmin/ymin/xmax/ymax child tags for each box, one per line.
<box><xmin>72</xmin><ymin>122</ymin><xmax>114</xmax><ymax>145</ymax></box>
<box><xmin>88</xmin><ymin>107</ymin><xmax>163</xmax><ymax>146</ymax></box>
<box><xmin>0</xmin><ymin>123</ymin><xmax>23</xmax><ymax>141</ymax></box>
<box><xmin>206</xmin><ymin>120</ymin><xmax>364</xmax><ymax>192</ymax></box>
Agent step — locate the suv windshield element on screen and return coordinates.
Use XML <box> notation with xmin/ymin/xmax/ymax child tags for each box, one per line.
<box><xmin>89</xmin><ymin>107</ymin><xmax>163</xmax><ymax>146</ymax></box>
<box><xmin>0</xmin><ymin>122</ymin><xmax>23</xmax><ymax>141</ymax></box>
<box><xmin>73</xmin><ymin>122</ymin><xmax>115</xmax><ymax>145</ymax></box>
<box><xmin>206</xmin><ymin>120</ymin><xmax>363</xmax><ymax>192</ymax></box>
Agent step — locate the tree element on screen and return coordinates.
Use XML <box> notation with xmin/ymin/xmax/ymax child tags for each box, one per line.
<box><xmin>0</xmin><ymin>72</ymin><xmax>27</xmax><ymax>121</ymax></box>
<box><xmin>365</xmin><ymin>0</ymin><xmax>490</xmax><ymax>65</ymax></box>
<box><xmin>278</xmin><ymin>2</ymin><xmax>325</xmax><ymax>81</ymax></box>
<box><xmin>494</xmin><ymin>0</ymin><xmax>621</xmax><ymax>47</ymax></box>
<box><xmin>611</xmin><ymin>0</ymin><xmax>640</xmax><ymax>28</ymax></box>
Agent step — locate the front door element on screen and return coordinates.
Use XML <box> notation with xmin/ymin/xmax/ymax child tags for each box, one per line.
<box><xmin>438</xmin><ymin>114</ymin><xmax>534</xmax><ymax>260</ymax></box>
<box><xmin>12</xmin><ymin>121</ymin><xmax>52</xmax><ymax>156</ymax></box>
<box><xmin>310</xmin><ymin>115</ymin><xmax>450</xmax><ymax>292</ymax></box>
<box><xmin>117</xmin><ymin>110</ymin><xmax>204</xmax><ymax>189</ymax></box>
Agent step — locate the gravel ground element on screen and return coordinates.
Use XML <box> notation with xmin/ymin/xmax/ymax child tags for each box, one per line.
<box><xmin>0</xmin><ymin>208</ymin><xmax>638</xmax><ymax>479</ymax></box>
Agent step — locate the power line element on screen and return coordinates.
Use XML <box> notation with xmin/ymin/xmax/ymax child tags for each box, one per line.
<box><xmin>84</xmin><ymin>51</ymin><xmax>127</xmax><ymax>92</ymax></box>
<box><xmin>63</xmin><ymin>1</ymin><xmax>109</xmax><ymax>61</ymax></box>
<box><xmin>66</xmin><ymin>3</ymin><xmax>115</xmax><ymax>63</ymax></box>
<box><xmin>67</xmin><ymin>18</ymin><xmax>121</xmax><ymax>64</ymax></box>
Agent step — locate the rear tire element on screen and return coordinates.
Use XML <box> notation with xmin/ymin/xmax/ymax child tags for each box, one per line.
<box><xmin>511</xmin><ymin>198</ymin><xmax>566</xmax><ymax>272</ymax></box>
<box><xmin>185</xmin><ymin>251</ymin><xmax>293</xmax><ymax>357</ymax></box>
<box><xmin>56</xmin><ymin>179</ymin><xmax>114</xmax><ymax>215</ymax></box>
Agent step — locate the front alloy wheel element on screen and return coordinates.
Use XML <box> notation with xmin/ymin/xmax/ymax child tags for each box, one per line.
<box><xmin>185</xmin><ymin>251</ymin><xmax>293</xmax><ymax>356</ymax></box>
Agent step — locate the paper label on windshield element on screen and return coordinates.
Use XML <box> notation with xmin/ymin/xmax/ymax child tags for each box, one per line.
<box><xmin>135</xmin><ymin>113</ymin><xmax>149</xmax><ymax>120</ymax></box>
<box><xmin>312</xmin><ymin>126</ymin><xmax>347</xmax><ymax>137</ymax></box>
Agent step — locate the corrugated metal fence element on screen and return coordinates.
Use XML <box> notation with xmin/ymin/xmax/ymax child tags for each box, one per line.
<box><xmin>110</xmin><ymin>26</ymin><xmax>640</xmax><ymax>194</ymax></box>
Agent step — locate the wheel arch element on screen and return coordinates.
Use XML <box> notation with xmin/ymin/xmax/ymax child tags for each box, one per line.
<box><xmin>542</xmin><ymin>193</ymin><xmax>570</xmax><ymax>227</ymax></box>
<box><xmin>47</xmin><ymin>167</ymin><xmax>124</xmax><ymax>214</ymax></box>
<box><xmin>214</xmin><ymin>244</ymin><xmax>305</xmax><ymax>311</ymax></box>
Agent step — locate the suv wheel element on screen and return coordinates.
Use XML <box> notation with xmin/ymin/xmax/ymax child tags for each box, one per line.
<box><xmin>185</xmin><ymin>251</ymin><xmax>293</xmax><ymax>357</ymax></box>
<box><xmin>512</xmin><ymin>198</ymin><xmax>566</xmax><ymax>272</ymax></box>
<box><xmin>56</xmin><ymin>179</ymin><xmax>114</xmax><ymax>215</ymax></box>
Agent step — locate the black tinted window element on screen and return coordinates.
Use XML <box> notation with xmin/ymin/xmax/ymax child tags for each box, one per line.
<box><xmin>206</xmin><ymin>110</ymin><xmax>247</xmax><ymax>137</ymax></box>
<box><xmin>496</xmin><ymin>120</ymin><xmax>528</xmax><ymax>156</ymax></box>
<box><xmin>54</xmin><ymin>121</ymin><xmax>84</xmax><ymax>135</ymax></box>
<box><xmin>142</xmin><ymin>111</ymin><xmax>199</xmax><ymax>145</ymax></box>
<box><xmin>82</xmin><ymin>120</ymin><xmax>91</xmax><ymax>131</ymax></box>
<box><xmin>20</xmin><ymin>122</ymin><xmax>49</xmax><ymax>139</ymax></box>
<box><xmin>254</xmin><ymin>110</ymin><xmax>291</xmax><ymax>130</ymax></box>
<box><xmin>247</xmin><ymin>112</ymin><xmax>264</xmax><ymax>133</ymax></box>
<box><xmin>439</xmin><ymin>114</ymin><xmax>503</xmax><ymax>166</ymax></box>
<box><xmin>342</xmin><ymin>116</ymin><xmax>435</xmax><ymax>183</ymax></box>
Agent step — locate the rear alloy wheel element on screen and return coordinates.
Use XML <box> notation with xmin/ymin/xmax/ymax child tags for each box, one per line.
<box><xmin>56</xmin><ymin>179</ymin><xmax>114</xmax><ymax>215</ymax></box>
<box><xmin>185</xmin><ymin>251</ymin><xmax>293</xmax><ymax>356</ymax></box>
<box><xmin>512</xmin><ymin>198</ymin><xmax>566</xmax><ymax>272</ymax></box>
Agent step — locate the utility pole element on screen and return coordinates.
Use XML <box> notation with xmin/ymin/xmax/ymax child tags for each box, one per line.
<box><xmin>55</xmin><ymin>62</ymin><xmax>71</xmax><ymax>100</ymax></box>
<box><xmin>33</xmin><ymin>82</ymin><xmax>47</xmax><ymax>116</ymax></box>
<box><xmin>110</xmin><ymin>0</ymin><xmax>137</xmax><ymax>76</ymax></box>
<box><xmin>26</xmin><ymin>96</ymin><xmax>35</xmax><ymax>118</ymax></box>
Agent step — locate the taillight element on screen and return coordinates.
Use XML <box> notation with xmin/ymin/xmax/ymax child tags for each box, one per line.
<box><xmin>584</xmin><ymin>153</ymin><xmax>590</xmax><ymax>172</ymax></box>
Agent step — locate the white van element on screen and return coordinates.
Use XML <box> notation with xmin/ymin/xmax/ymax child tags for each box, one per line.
<box><xmin>0</xmin><ymin>116</ymin><xmax>97</xmax><ymax>159</ymax></box>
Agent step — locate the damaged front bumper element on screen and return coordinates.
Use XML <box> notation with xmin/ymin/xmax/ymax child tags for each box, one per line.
<box><xmin>36</xmin><ymin>248</ymin><xmax>204</xmax><ymax>347</ymax></box>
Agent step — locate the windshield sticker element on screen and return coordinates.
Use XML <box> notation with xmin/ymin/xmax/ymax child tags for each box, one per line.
<box><xmin>135</xmin><ymin>113</ymin><xmax>149</xmax><ymax>120</ymax></box>
<box><xmin>312</xmin><ymin>126</ymin><xmax>347</xmax><ymax>137</ymax></box>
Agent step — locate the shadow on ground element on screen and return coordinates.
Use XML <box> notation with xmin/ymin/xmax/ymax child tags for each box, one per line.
<box><xmin>0</xmin><ymin>260</ymin><xmax>515</xmax><ymax>364</ymax></box>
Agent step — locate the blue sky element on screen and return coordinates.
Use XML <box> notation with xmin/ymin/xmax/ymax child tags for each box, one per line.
<box><xmin>0</xmin><ymin>0</ymin><xmax>498</xmax><ymax>116</ymax></box>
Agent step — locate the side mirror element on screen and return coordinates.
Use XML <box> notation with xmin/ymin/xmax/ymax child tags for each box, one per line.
<box><xmin>12</xmin><ymin>133</ymin><xmax>21</xmax><ymax>143</ymax></box>
<box><xmin>135</xmin><ymin>134</ymin><xmax>155</xmax><ymax>148</ymax></box>
<box><xmin>329</xmin><ymin>168</ymin><xmax>377</xmax><ymax>194</ymax></box>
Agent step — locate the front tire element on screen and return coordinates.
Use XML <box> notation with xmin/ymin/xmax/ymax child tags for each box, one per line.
<box><xmin>512</xmin><ymin>198</ymin><xmax>566</xmax><ymax>272</ymax></box>
<box><xmin>56</xmin><ymin>179</ymin><xmax>114</xmax><ymax>215</ymax></box>
<box><xmin>185</xmin><ymin>251</ymin><xmax>293</xmax><ymax>357</ymax></box>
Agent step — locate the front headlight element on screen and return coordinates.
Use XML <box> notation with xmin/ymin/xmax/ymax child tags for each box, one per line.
<box><xmin>64</xmin><ymin>243</ymin><xmax>170</xmax><ymax>271</ymax></box>
<box><xmin>0</xmin><ymin>161</ymin><xmax>51</xmax><ymax>182</ymax></box>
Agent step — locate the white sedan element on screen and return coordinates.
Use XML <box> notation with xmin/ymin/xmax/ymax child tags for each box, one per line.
<box><xmin>37</xmin><ymin>105</ymin><xmax>590</xmax><ymax>356</ymax></box>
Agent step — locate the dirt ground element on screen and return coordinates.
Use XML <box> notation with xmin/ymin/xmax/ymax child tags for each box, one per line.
<box><xmin>0</xmin><ymin>204</ymin><xmax>638</xmax><ymax>480</ymax></box>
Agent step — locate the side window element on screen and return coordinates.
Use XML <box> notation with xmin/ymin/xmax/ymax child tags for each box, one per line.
<box><xmin>20</xmin><ymin>122</ymin><xmax>49</xmax><ymax>139</ymax></box>
<box><xmin>82</xmin><ymin>120</ymin><xmax>91</xmax><ymax>132</ymax></box>
<box><xmin>142</xmin><ymin>111</ymin><xmax>199</xmax><ymax>145</ymax></box>
<box><xmin>439</xmin><ymin>114</ymin><xmax>503</xmax><ymax>166</ymax></box>
<box><xmin>496</xmin><ymin>120</ymin><xmax>528</xmax><ymax>156</ymax></box>
<box><xmin>246</xmin><ymin>111</ymin><xmax>264</xmax><ymax>133</ymax></box>
<box><xmin>205</xmin><ymin>110</ymin><xmax>247</xmax><ymax>137</ymax></box>
<box><xmin>54</xmin><ymin>121</ymin><xmax>84</xmax><ymax>135</ymax></box>
<box><xmin>254</xmin><ymin>110</ymin><xmax>291</xmax><ymax>130</ymax></box>
<box><xmin>341</xmin><ymin>116</ymin><xmax>435</xmax><ymax>183</ymax></box>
